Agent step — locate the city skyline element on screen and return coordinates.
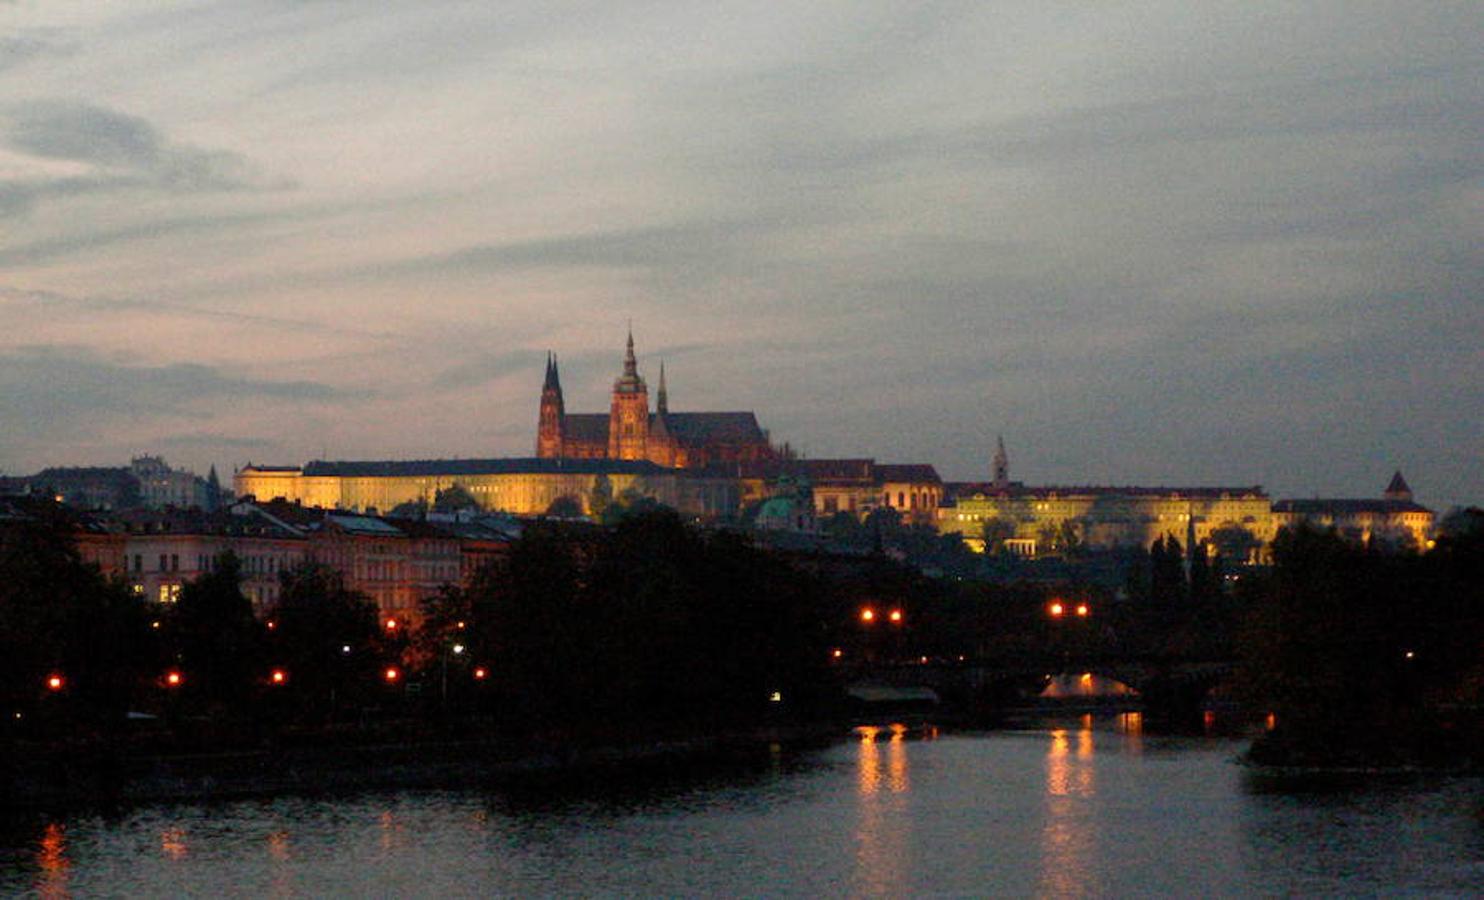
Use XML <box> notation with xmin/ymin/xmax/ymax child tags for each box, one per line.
<box><xmin>1</xmin><ymin>3</ymin><xmax>1481</xmax><ymax>510</ymax></box>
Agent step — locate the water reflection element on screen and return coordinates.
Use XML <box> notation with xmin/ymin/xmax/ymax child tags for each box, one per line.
<box><xmin>1039</xmin><ymin>717</ymin><xmax>1098</xmax><ymax>897</ymax></box>
<box><xmin>35</xmin><ymin>822</ymin><xmax>68</xmax><ymax>900</ymax></box>
<box><xmin>160</xmin><ymin>827</ymin><xmax>188</xmax><ymax>860</ymax></box>
<box><xmin>853</xmin><ymin>724</ymin><xmax>923</xmax><ymax>896</ymax></box>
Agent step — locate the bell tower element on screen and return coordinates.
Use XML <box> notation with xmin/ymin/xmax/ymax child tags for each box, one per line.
<box><xmin>992</xmin><ymin>435</ymin><xmax>1009</xmax><ymax>489</ymax></box>
<box><xmin>536</xmin><ymin>352</ymin><xmax>565</xmax><ymax>458</ymax></box>
<box><xmin>607</xmin><ymin>327</ymin><xmax>650</xmax><ymax>460</ymax></box>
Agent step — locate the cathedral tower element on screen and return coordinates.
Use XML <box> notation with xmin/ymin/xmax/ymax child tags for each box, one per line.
<box><xmin>992</xmin><ymin>435</ymin><xmax>1009</xmax><ymax>489</ymax></box>
<box><xmin>536</xmin><ymin>352</ymin><xmax>565</xmax><ymax>457</ymax></box>
<box><xmin>607</xmin><ymin>327</ymin><xmax>650</xmax><ymax>460</ymax></box>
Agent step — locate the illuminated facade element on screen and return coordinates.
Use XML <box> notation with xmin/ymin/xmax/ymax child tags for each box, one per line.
<box><xmin>938</xmin><ymin>439</ymin><xmax>1273</xmax><ymax>557</ymax></box>
<box><xmin>235</xmin><ymin>457</ymin><xmax>739</xmax><ymax>520</ymax></box>
<box><xmin>938</xmin><ymin>444</ymin><xmax>1435</xmax><ymax>558</ymax></box>
<box><xmin>1272</xmin><ymin>471</ymin><xmax>1434</xmax><ymax>548</ymax></box>
<box><xmin>537</xmin><ymin>330</ymin><xmax>777</xmax><ymax>469</ymax></box>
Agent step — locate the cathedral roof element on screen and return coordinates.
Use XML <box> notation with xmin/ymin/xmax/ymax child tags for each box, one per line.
<box><xmin>559</xmin><ymin>411</ymin><xmax>768</xmax><ymax>447</ymax></box>
<box><xmin>660</xmin><ymin>411</ymin><xmax>767</xmax><ymax>445</ymax></box>
<box><xmin>562</xmin><ymin>414</ymin><xmax>611</xmax><ymax>444</ymax></box>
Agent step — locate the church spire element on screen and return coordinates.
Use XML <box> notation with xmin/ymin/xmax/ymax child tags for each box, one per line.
<box><xmin>992</xmin><ymin>435</ymin><xmax>1009</xmax><ymax>488</ymax></box>
<box><xmin>623</xmin><ymin>322</ymin><xmax>638</xmax><ymax>379</ymax></box>
<box><xmin>657</xmin><ymin>360</ymin><xmax>668</xmax><ymax>414</ymax></box>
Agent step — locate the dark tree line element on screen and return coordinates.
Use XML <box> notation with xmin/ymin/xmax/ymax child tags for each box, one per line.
<box><xmin>1238</xmin><ymin>522</ymin><xmax>1484</xmax><ymax>767</ymax></box>
<box><xmin>419</xmin><ymin>510</ymin><xmax>837</xmax><ymax>734</ymax></box>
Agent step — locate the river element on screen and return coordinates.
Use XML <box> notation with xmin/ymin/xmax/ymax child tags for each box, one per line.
<box><xmin>3</xmin><ymin>716</ymin><xmax>1482</xmax><ymax>897</ymax></box>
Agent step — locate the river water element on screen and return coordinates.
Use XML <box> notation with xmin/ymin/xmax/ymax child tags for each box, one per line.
<box><xmin>3</xmin><ymin>716</ymin><xmax>1482</xmax><ymax>898</ymax></box>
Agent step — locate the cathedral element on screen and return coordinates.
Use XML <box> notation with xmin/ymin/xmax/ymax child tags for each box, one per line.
<box><xmin>537</xmin><ymin>330</ymin><xmax>778</xmax><ymax>469</ymax></box>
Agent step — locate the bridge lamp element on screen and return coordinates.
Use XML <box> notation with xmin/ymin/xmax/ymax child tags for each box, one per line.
<box><xmin>1048</xmin><ymin>601</ymin><xmax>1065</xmax><ymax>618</ymax></box>
<box><xmin>1075</xmin><ymin>603</ymin><xmax>1090</xmax><ymax>618</ymax></box>
<box><xmin>859</xmin><ymin>607</ymin><xmax>876</xmax><ymax>624</ymax></box>
<box><xmin>889</xmin><ymin>609</ymin><xmax>904</xmax><ymax>625</ymax></box>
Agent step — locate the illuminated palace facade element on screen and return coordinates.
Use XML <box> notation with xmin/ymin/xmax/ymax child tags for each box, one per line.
<box><xmin>937</xmin><ymin>440</ymin><xmax>1433</xmax><ymax>557</ymax></box>
<box><xmin>537</xmin><ymin>330</ymin><xmax>778</xmax><ymax>468</ymax></box>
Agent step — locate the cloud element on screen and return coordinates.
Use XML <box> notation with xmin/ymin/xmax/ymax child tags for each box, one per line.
<box><xmin>0</xmin><ymin>100</ymin><xmax>292</xmax><ymax>214</ymax></box>
<box><xmin>0</xmin><ymin>284</ymin><xmax>394</xmax><ymax>340</ymax></box>
<box><xmin>0</xmin><ymin>345</ymin><xmax>350</xmax><ymax>425</ymax></box>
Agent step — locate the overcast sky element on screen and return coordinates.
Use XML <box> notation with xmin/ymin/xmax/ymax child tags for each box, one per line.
<box><xmin>1</xmin><ymin>1</ymin><xmax>1480</xmax><ymax>508</ymax></box>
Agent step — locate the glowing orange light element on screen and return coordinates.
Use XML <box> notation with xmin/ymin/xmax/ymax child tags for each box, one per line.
<box><xmin>265</xmin><ymin>620</ymin><xmax>276</xmax><ymax>631</ymax></box>
<box><xmin>1048</xmin><ymin>602</ymin><xmax>1065</xmax><ymax>617</ymax></box>
<box><xmin>455</xmin><ymin>620</ymin><xmax>466</xmax><ymax>630</ymax></box>
<box><xmin>271</xmin><ymin>669</ymin><xmax>287</xmax><ymax>685</ymax></box>
<box><xmin>384</xmin><ymin>619</ymin><xmax>398</xmax><ymax>632</ymax></box>
<box><xmin>165</xmin><ymin>671</ymin><xmax>183</xmax><ymax>687</ymax></box>
<box><xmin>473</xmin><ymin>667</ymin><xmax>488</xmax><ymax>680</ymax></box>
<box><xmin>859</xmin><ymin>608</ymin><xmax>876</xmax><ymax>623</ymax></box>
<box><xmin>831</xmin><ymin>648</ymin><xmax>843</xmax><ymax>659</ymax></box>
<box><xmin>150</xmin><ymin>620</ymin><xmax>161</xmax><ymax>630</ymax></box>
<box><xmin>1075</xmin><ymin>603</ymin><xmax>1090</xmax><ymax>617</ymax></box>
<box><xmin>383</xmin><ymin>667</ymin><xmax>400</xmax><ymax>683</ymax></box>
<box><xmin>888</xmin><ymin>609</ymin><xmax>904</xmax><ymax>624</ymax></box>
<box><xmin>46</xmin><ymin>674</ymin><xmax>64</xmax><ymax>692</ymax></box>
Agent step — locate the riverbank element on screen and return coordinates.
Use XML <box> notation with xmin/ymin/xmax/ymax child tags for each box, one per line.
<box><xmin>0</xmin><ymin>719</ymin><xmax>848</xmax><ymax>810</ymax></box>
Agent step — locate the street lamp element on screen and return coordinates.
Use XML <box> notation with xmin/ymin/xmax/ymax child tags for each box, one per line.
<box><xmin>164</xmin><ymin>670</ymin><xmax>183</xmax><ymax>688</ymax></box>
<box><xmin>888</xmin><ymin>609</ymin><xmax>904</xmax><ymax>625</ymax></box>
<box><xmin>1075</xmin><ymin>603</ymin><xmax>1090</xmax><ymax>618</ymax></box>
<box><xmin>383</xmin><ymin>666</ymin><xmax>401</xmax><ymax>684</ymax></box>
<box><xmin>859</xmin><ymin>607</ymin><xmax>876</xmax><ymax>624</ymax></box>
<box><xmin>1048</xmin><ymin>601</ymin><xmax>1065</xmax><ymax>618</ymax></box>
<box><xmin>270</xmin><ymin>668</ymin><xmax>288</xmax><ymax>685</ymax></box>
<box><xmin>45</xmin><ymin>674</ymin><xmax>64</xmax><ymax>692</ymax></box>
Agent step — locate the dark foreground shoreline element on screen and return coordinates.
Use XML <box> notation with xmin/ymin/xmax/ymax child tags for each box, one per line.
<box><xmin>1</xmin><ymin>720</ymin><xmax>853</xmax><ymax>811</ymax></box>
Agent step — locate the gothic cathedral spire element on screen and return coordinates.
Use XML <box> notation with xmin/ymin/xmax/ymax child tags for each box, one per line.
<box><xmin>536</xmin><ymin>350</ymin><xmax>566</xmax><ymax>458</ymax></box>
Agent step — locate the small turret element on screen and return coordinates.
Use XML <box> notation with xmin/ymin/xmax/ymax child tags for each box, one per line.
<box><xmin>657</xmin><ymin>361</ymin><xmax>669</xmax><ymax>415</ymax></box>
<box><xmin>1384</xmin><ymin>470</ymin><xmax>1413</xmax><ymax>502</ymax></box>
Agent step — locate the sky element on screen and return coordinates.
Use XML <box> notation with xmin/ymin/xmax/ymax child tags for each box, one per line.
<box><xmin>0</xmin><ymin>1</ymin><xmax>1480</xmax><ymax>509</ymax></box>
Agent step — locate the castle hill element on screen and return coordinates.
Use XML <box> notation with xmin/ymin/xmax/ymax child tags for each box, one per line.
<box><xmin>2</xmin><ymin>2</ymin><xmax>1482</xmax><ymax>894</ymax></box>
<box><xmin>3</xmin><ymin>330</ymin><xmax>1480</xmax><ymax>789</ymax></box>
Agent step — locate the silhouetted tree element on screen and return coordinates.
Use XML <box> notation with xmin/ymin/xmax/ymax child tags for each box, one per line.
<box><xmin>266</xmin><ymin>563</ymin><xmax>385</xmax><ymax>720</ymax></box>
<box><xmin>167</xmin><ymin>552</ymin><xmax>263</xmax><ymax>709</ymax></box>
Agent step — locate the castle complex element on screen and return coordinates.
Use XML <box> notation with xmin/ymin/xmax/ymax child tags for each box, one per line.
<box><xmin>537</xmin><ymin>329</ymin><xmax>777</xmax><ymax>468</ymax></box>
<box><xmin>222</xmin><ymin>329</ymin><xmax>1437</xmax><ymax>555</ymax></box>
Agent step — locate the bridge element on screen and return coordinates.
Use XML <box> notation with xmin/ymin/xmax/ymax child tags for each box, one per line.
<box><xmin>851</xmin><ymin>654</ymin><xmax>1239</xmax><ymax>728</ymax></box>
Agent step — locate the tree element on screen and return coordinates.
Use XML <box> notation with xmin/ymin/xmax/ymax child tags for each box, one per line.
<box><xmin>1209</xmin><ymin>524</ymin><xmax>1261</xmax><ymax>564</ymax></box>
<box><xmin>266</xmin><ymin>563</ymin><xmax>385</xmax><ymax>720</ymax></box>
<box><xmin>589</xmin><ymin>473</ymin><xmax>614</xmax><ymax>519</ymax></box>
<box><xmin>0</xmin><ymin>506</ymin><xmax>155</xmax><ymax>728</ymax></box>
<box><xmin>545</xmin><ymin>495</ymin><xmax>583</xmax><ymax>518</ymax></box>
<box><xmin>433</xmin><ymin>484</ymin><xmax>479</xmax><ymax>514</ymax></box>
<box><xmin>980</xmin><ymin>517</ymin><xmax>1017</xmax><ymax>556</ymax></box>
<box><xmin>168</xmin><ymin>551</ymin><xmax>263</xmax><ymax>708</ymax></box>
